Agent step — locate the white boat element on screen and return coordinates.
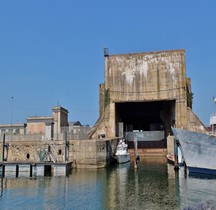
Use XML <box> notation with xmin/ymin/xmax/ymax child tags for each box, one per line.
<box><xmin>171</xmin><ymin>127</ymin><xmax>216</xmax><ymax>175</ymax></box>
<box><xmin>167</xmin><ymin>148</ymin><xmax>184</xmax><ymax>167</ymax></box>
<box><xmin>115</xmin><ymin>139</ymin><xmax>130</xmax><ymax>164</ymax></box>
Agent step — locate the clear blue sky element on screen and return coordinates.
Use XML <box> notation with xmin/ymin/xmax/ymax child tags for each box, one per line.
<box><xmin>0</xmin><ymin>1</ymin><xmax>216</xmax><ymax>127</ymax></box>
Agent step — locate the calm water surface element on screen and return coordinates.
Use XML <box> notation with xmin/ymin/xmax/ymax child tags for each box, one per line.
<box><xmin>0</xmin><ymin>162</ymin><xmax>216</xmax><ymax>210</ymax></box>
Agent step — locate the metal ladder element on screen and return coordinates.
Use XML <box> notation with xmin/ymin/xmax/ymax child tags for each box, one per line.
<box><xmin>48</xmin><ymin>141</ymin><xmax>58</xmax><ymax>163</ymax></box>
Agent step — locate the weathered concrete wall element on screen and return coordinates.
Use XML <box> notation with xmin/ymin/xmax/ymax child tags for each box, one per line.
<box><xmin>106</xmin><ymin>50</ymin><xmax>186</xmax><ymax>102</ymax></box>
<box><xmin>69</xmin><ymin>138</ymin><xmax>118</xmax><ymax>168</ymax></box>
<box><xmin>90</xmin><ymin>49</ymin><xmax>189</xmax><ymax>138</ymax></box>
<box><xmin>187</xmin><ymin>108</ymin><xmax>207</xmax><ymax>132</ymax></box>
<box><xmin>167</xmin><ymin>135</ymin><xmax>175</xmax><ymax>155</ymax></box>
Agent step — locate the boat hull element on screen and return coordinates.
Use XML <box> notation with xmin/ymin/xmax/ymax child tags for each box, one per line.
<box><xmin>116</xmin><ymin>154</ymin><xmax>130</xmax><ymax>164</ymax></box>
<box><xmin>188</xmin><ymin>166</ymin><xmax>216</xmax><ymax>175</ymax></box>
<box><xmin>172</xmin><ymin>127</ymin><xmax>216</xmax><ymax>175</ymax></box>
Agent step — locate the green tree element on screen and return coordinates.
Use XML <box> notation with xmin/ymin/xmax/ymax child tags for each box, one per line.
<box><xmin>187</xmin><ymin>92</ymin><xmax>194</xmax><ymax>109</ymax></box>
<box><xmin>104</xmin><ymin>88</ymin><xmax>110</xmax><ymax>109</ymax></box>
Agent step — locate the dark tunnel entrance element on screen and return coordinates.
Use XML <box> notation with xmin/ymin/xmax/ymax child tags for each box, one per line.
<box><xmin>115</xmin><ymin>100</ymin><xmax>176</xmax><ymax>149</ymax></box>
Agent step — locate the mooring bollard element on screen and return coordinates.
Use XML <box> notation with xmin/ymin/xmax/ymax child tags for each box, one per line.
<box><xmin>174</xmin><ymin>139</ymin><xmax>179</xmax><ymax>171</ymax></box>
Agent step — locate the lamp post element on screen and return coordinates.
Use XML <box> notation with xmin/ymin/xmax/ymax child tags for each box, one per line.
<box><xmin>10</xmin><ymin>96</ymin><xmax>13</xmax><ymax>141</ymax></box>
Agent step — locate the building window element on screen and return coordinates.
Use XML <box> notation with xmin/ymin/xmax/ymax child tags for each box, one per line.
<box><xmin>1</xmin><ymin>128</ymin><xmax>6</xmax><ymax>134</ymax></box>
<box><xmin>30</xmin><ymin>125</ymin><xmax>34</xmax><ymax>134</ymax></box>
<box><xmin>9</xmin><ymin>128</ymin><xmax>13</xmax><ymax>133</ymax></box>
<box><xmin>38</xmin><ymin>124</ymin><xmax>43</xmax><ymax>134</ymax></box>
<box><xmin>15</xmin><ymin>128</ymin><xmax>20</xmax><ymax>134</ymax></box>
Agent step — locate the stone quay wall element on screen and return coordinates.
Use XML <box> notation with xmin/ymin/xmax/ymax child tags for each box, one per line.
<box><xmin>69</xmin><ymin>138</ymin><xmax>118</xmax><ymax>168</ymax></box>
<box><xmin>0</xmin><ymin>138</ymin><xmax>119</xmax><ymax>168</ymax></box>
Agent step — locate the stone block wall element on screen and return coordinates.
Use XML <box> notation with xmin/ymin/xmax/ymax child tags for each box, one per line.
<box><xmin>0</xmin><ymin>138</ymin><xmax>118</xmax><ymax>168</ymax></box>
<box><xmin>0</xmin><ymin>140</ymin><xmax>66</xmax><ymax>163</ymax></box>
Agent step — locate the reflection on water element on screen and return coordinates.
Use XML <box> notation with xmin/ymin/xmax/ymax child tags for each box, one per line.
<box><xmin>0</xmin><ymin>162</ymin><xmax>216</xmax><ymax>210</ymax></box>
<box><xmin>106</xmin><ymin>162</ymin><xmax>178</xmax><ymax>210</ymax></box>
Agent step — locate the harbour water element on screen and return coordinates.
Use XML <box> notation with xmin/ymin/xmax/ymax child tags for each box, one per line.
<box><xmin>1</xmin><ymin>161</ymin><xmax>216</xmax><ymax>210</ymax></box>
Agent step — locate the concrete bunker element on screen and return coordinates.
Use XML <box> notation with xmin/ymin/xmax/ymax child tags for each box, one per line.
<box><xmin>88</xmin><ymin>49</ymin><xmax>207</xmax><ymax>158</ymax></box>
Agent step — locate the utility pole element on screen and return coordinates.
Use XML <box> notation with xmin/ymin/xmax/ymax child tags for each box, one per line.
<box><xmin>10</xmin><ymin>96</ymin><xmax>14</xmax><ymax>141</ymax></box>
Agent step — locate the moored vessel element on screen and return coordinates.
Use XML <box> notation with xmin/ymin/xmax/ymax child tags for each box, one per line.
<box><xmin>115</xmin><ymin>139</ymin><xmax>130</xmax><ymax>164</ymax></box>
<box><xmin>171</xmin><ymin>127</ymin><xmax>216</xmax><ymax>175</ymax></box>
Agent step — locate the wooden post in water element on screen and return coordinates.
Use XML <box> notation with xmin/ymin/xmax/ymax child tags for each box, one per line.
<box><xmin>134</xmin><ymin>137</ymin><xmax>138</xmax><ymax>169</ymax></box>
<box><xmin>174</xmin><ymin>139</ymin><xmax>179</xmax><ymax>171</ymax></box>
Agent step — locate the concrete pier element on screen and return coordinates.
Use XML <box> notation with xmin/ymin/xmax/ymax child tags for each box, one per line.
<box><xmin>0</xmin><ymin>162</ymin><xmax>73</xmax><ymax>177</ymax></box>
